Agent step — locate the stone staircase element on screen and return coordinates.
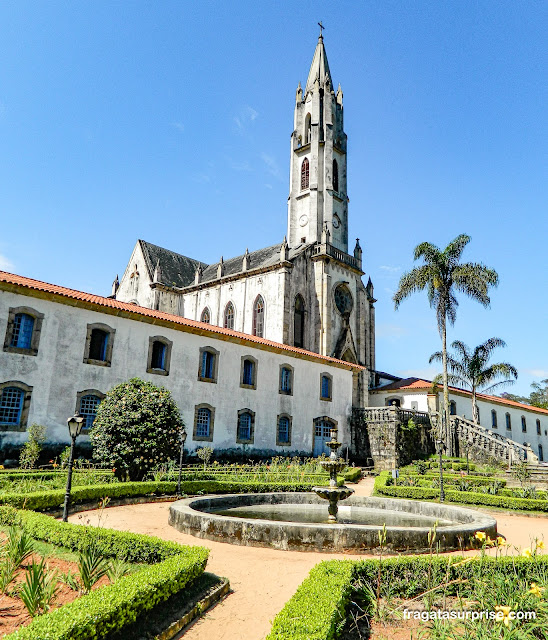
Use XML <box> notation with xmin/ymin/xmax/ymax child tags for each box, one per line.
<box><xmin>448</xmin><ymin>414</ymin><xmax>539</xmax><ymax>465</ymax></box>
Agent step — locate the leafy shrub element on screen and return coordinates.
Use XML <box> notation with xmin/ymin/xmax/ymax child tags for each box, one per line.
<box><xmin>343</xmin><ymin>467</ymin><xmax>362</xmax><ymax>482</ymax></box>
<box><xmin>1</xmin><ymin>505</ymin><xmax>209</xmax><ymax>640</ymax></box>
<box><xmin>374</xmin><ymin>471</ymin><xmax>548</xmax><ymax>512</ymax></box>
<box><xmin>90</xmin><ymin>378</ymin><xmax>184</xmax><ymax>481</ymax></box>
<box><xmin>196</xmin><ymin>446</ymin><xmax>213</xmax><ymax>470</ymax></box>
<box><xmin>266</xmin><ymin>560</ymin><xmax>355</xmax><ymax>640</ymax></box>
<box><xmin>414</xmin><ymin>460</ymin><xmax>428</xmax><ymax>475</ymax></box>
<box><xmin>0</xmin><ymin>479</ymin><xmax>319</xmax><ymax>512</ymax></box>
<box><xmin>78</xmin><ymin>545</ymin><xmax>109</xmax><ymax>594</ymax></box>
<box><xmin>19</xmin><ymin>424</ymin><xmax>47</xmax><ymax>470</ymax></box>
<box><xmin>19</xmin><ymin>558</ymin><xmax>59</xmax><ymax>617</ymax></box>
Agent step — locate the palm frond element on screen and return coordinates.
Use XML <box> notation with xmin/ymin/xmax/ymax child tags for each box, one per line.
<box><xmin>393</xmin><ymin>265</ymin><xmax>431</xmax><ymax>309</ymax></box>
<box><xmin>444</xmin><ymin>234</ymin><xmax>471</xmax><ymax>264</ymax></box>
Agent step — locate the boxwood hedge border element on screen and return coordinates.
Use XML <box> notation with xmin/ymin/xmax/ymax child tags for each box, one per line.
<box><xmin>266</xmin><ymin>554</ymin><xmax>548</xmax><ymax>640</ymax></box>
<box><xmin>0</xmin><ymin>505</ymin><xmax>209</xmax><ymax>640</ymax></box>
<box><xmin>374</xmin><ymin>471</ymin><xmax>548</xmax><ymax>512</ymax></box>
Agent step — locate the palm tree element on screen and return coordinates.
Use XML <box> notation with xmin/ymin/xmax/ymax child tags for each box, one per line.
<box><xmin>429</xmin><ymin>338</ymin><xmax>518</xmax><ymax>424</ymax></box>
<box><xmin>393</xmin><ymin>234</ymin><xmax>498</xmax><ymax>454</ymax></box>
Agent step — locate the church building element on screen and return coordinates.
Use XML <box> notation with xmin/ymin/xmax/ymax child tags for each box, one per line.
<box><xmin>114</xmin><ymin>34</ymin><xmax>375</xmax><ymax>408</ymax></box>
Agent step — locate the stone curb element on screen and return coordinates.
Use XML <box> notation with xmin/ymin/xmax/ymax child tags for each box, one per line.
<box><xmin>156</xmin><ymin>577</ymin><xmax>231</xmax><ymax>640</ymax></box>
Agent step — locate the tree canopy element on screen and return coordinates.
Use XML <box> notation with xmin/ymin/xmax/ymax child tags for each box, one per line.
<box><xmin>90</xmin><ymin>377</ymin><xmax>184</xmax><ymax>481</ymax></box>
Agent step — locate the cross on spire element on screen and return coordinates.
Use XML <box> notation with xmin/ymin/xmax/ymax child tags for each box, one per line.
<box><xmin>318</xmin><ymin>21</ymin><xmax>325</xmax><ymax>37</ymax></box>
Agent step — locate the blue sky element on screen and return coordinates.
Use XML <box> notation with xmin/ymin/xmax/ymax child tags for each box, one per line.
<box><xmin>1</xmin><ymin>1</ymin><xmax>546</xmax><ymax>396</ymax></box>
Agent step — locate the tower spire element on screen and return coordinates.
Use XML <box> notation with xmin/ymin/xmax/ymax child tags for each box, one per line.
<box><xmin>305</xmin><ymin>30</ymin><xmax>332</xmax><ymax>94</ymax></box>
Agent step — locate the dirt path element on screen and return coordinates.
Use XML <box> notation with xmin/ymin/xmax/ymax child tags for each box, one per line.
<box><xmin>69</xmin><ymin>477</ymin><xmax>548</xmax><ymax>640</ymax></box>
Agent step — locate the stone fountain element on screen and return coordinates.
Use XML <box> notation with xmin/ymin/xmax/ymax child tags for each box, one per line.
<box><xmin>312</xmin><ymin>429</ymin><xmax>354</xmax><ymax>522</ymax></box>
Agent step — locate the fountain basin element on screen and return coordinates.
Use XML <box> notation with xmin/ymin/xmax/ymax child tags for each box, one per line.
<box><xmin>168</xmin><ymin>492</ymin><xmax>496</xmax><ymax>553</ymax></box>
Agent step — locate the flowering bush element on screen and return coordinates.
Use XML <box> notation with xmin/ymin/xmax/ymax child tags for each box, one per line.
<box><xmin>90</xmin><ymin>378</ymin><xmax>184</xmax><ymax>481</ymax></box>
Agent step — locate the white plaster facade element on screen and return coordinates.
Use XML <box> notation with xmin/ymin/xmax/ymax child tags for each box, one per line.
<box><xmin>113</xmin><ymin>35</ymin><xmax>375</xmax><ymax>397</ymax></box>
<box><xmin>370</xmin><ymin>381</ymin><xmax>548</xmax><ymax>462</ymax></box>
<box><xmin>0</xmin><ymin>277</ymin><xmax>358</xmax><ymax>452</ymax></box>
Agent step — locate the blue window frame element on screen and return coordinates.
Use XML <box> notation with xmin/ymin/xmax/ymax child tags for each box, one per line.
<box><xmin>280</xmin><ymin>367</ymin><xmax>292</xmax><ymax>393</ymax></box>
<box><xmin>243</xmin><ymin>359</ymin><xmax>254</xmax><ymax>386</ymax></box>
<box><xmin>0</xmin><ymin>387</ymin><xmax>24</xmax><ymax>425</ymax></box>
<box><xmin>521</xmin><ymin>416</ymin><xmax>527</xmax><ymax>432</ymax></box>
<box><xmin>278</xmin><ymin>416</ymin><xmax>290</xmax><ymax>444</ymax></box>
<box><xmin>539</xmin><ymin>444</ymin><xmax>544</xmax><ymax>462</ymax></box>
<box><xmin>79</xmin><ymin>395</ymin><xmax>101</xmax><ymax>431</ymax></box>
<box><xmin>10</xmin><ymin>314</ymin><xmax>34</xmax><ymax>349</ymax></box>
<box><xmin>238</xmin><ymin>412</ymin><xmax>252</xmax><ymax>441</ymax></box>
<box><xmin>89</xmin><ymin>329</ymin><xmax>108</xmax><ymax>361</ymax></box>
<box><xmin>201</xmin><ymin>351</ymin><xmax>214</xmax><ymax>379</ymax></box>
<box><xmin>491</xmin><ymin>410</ymin><xmax>498</xmax><ymax>429</ymax></box>
<box><xmin>321</xmin><ymin>375</ymin><xmax>331</xmax><ymax>400</ymax></box>
<box><xmin>196</xmin><ymin>408</ymin><xmax>211</xmax><ymax>438</ymax></box>
<box><xmin>506</xmin><ymin>413</ymin><xmax>511</xmax><ymax>430</ymax></box>
<box><xmin>151</xmin><ymin>341</ymin><xmax>166</xmax><ymax>370</ymax></box>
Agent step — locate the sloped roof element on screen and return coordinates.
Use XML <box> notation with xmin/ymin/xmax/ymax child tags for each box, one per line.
<box><xmin>201</xmin><ymin>243</ymin><xmax>287</xmax><ymax>283</ymax></box>
<box><xmin>373</xmin><ymin>377</ymin><xmax>548</xmax><ymax>416</ymax></box>
<box><xmin>305</xmin><ymin>35</ymin><xmax>332</xmax><ymax>93</ymax></box>
<box><xmin>139</xmin><ymin>240</ymin><xmax>207</xmax><ymax>288</ymax></box>
<box><xmin>0</xmin><ymin>270</ymin><xmax>365</xmax><ymax>371</ymax></box>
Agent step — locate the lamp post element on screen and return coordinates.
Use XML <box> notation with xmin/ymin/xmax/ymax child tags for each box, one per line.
<box><xmin>62</xmin><ymin>412</ymin><xmax>85</xmax><ymax>522</ymax></box>
<box><xmin>177</xmin><ymin>427</ymin><xmax>187</xmax><ymax>497</ymax></box>
<box><xmin>436</xmin><ymin>437</ymin><xmax>446</xmax><ymax>503</ymax></box>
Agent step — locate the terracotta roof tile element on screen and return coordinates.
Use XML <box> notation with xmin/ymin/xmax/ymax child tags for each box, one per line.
<box><xmin>0</xmin><ymin>271</ymin><xmax>365</xmax><ymax>371</ymax></box>
<box><xmin>374</xmin><ymin>377</ymin><xmax>548</xmax><ymax>416</ymax></box>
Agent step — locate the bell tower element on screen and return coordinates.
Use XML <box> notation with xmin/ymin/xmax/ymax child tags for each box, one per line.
<box><xmin>287</xmin><ymin>32</ymin><xmax>348</xmax><ymax>252</ymax></box>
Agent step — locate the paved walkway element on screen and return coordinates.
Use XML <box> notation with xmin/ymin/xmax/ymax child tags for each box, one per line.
<box><xmin>69</xmin><ymin>477</ymin><xmax>548</xmax><ymax>640</ymax></box>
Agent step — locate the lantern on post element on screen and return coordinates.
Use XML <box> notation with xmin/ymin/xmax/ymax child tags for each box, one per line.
<box><xmin>62</xmin><ymin>412</ymin><xmax>85</xmax><ymax>522</ymax></box>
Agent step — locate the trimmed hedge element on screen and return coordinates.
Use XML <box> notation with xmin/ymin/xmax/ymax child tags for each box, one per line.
<box><xmin>1</xmin><ymin>506</ymin><xmax>209</xmax><ymax>640</ymax></box>
<box><xmin>0</xmin><ymin>479</ymin><xmax>320</xmax><ymax>511</ymax></box>
<box><xmin>374</xmin><ymin>471</ymin><xmax>548</xmax><ymax>512</ymax></box>
<box><xmin>267</xmin><ymin>554</ymin><xmax>548</xmax><ymax>639</ymax></box>
<box><xmin>343</xmin><ymin>467</ymin><xmax>362</xmax><ymax>482</ymax></box>
<box><xmin>266</xmin><ymin>560</ymin><xmax>355</xmax><ymax>640</ymax></box>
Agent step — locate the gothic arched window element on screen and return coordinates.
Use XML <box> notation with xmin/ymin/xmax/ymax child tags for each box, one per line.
<box><xmin>224</xmin><ymin>302</ymin><xmax>235</xmax><ymax>330</ymax></box>
<box><xmin>294</xmin><ymin>294</ymin><xmax>305</xmax><ymax>348</ymax></box>
<box><xmin>332</xmin><ymin>159</ymin><xmax>339</xmax><ymax>192</ymax></box>
<box><xmin>200</xmin><ymin>307</ymin><xmax>211</xmax><ymax>324</ymax></box>
<box><xmin>301</xmin><ymin>158</ymin><xmax>309</xmax><ymax>190</ymax></box>
<box><xmin>252</xmin><ymin>295</ymin><xmax>265</xmax><ymax>338</ymax></box>
<box><xmin>305</xmin><ymin>113</ymin><xmax>311</xmax><ymax>144</ymax></box>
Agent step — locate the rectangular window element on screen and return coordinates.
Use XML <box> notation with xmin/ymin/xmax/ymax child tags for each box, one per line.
<box><xmin>280</xmin><ymin>367</ymin><xmax>292</xmax><ymax>394</ymax></box>
<box><xmin>243</xmin><ymin>360</ymin><xmax>254</xmax><ymax>386</ymax></box>
<box><xmin>238</xmin><ymin>413</ymin><xmax>251</xmax><ymax>440</ymax></box>
<box><xmin>537</xmin><ymin>420</ymin><xmax>541</xmax><ymax>436</ymax></box>
<box><xmin>278</xmin><ymin>417</ymin><xmax>290</xmax><ymax>444</ymax></box>
<box><xmin>491</xmin><ymin>410</ymin><xmax>498</xmax><ymax>429</ymax></box>
<box><xmin>0</xmin><ymin>387</ymin><xmax>24</xmax><ymax>425</ymax></box>
<box><xmin>320</xmin><ymin>375</ymin><xmax>332</xmax><ymax>400</ymax></box>
<box><xmin>506</xmin><ymin>414</ymin><xmax>511</xmax><ymax>430</ymax></box>
<box><xmin>521</xmin><ymin>416</ymin><xmax>527</xmax><ymax>433</ymax></box>
<box><xmin>11</xmin><ymin>314</ymin><xmax>34</xmax><ymax>349</ymax></box>
<box><xmin>196</xmin><ymin>408</ymin><xmax>211</xmax><ymax>438</ymax></box>
<box><xmin>202</xmin><ymin>351</ymin><xmax>214</xmax><ymax>379</ymax></box>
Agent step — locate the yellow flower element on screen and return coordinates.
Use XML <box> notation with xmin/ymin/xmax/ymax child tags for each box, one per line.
<box><xmin>475</xmin><ymin>531</ymin><xmax>486</xmax><ymax>542</ymax></box>
<box><xmin>486</xmin><ymin>536</ymin><xmax>496</xmax><ymax>547</ymax></box>
<box><xmin>495</xmin><ymin>606</ymin><xmax>512</xmax><ymax>626</ymax></box>
<box><xmin>522</xmin><ymin>548</ymin><xmax>533</xmax><ymax>558</ymax></box>
<box><xmin>496</xmin><ymin>536</ymin><xmax>506</xmax><ymax>546</ymax></box>
<box><xmin>529</xmin><ymin>583</ymin><xmax>545</xmax><ymax>598</ymax></box>
<box><xmin>536</xmin><ymin>540</ymin><xmax>545</xmax><ymax>550</ymax></box>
